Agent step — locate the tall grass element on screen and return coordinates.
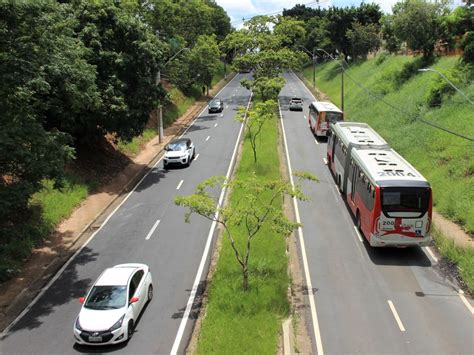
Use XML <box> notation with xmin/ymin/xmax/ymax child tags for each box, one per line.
<box><xmin>196</xmin><ymin>108</ymin><xmax>289</xmax><ymax>354</ymax></box>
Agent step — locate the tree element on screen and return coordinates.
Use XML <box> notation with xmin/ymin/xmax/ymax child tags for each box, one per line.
<box><xmin>188</xmin><ymin>35</ymin><xmax>221</xmax><ymax>95</ymax></box>
<box><xmin>235</xmin><ymin>101</ymin><xmax>277</xmax><ymax>163</ymax></box>
<box><xmin>346</xmin><ymin>22</ymin><xmax>381</xmax><ymax>59</ymax></box>
<box><xmin>0</xmin><ymin>1</ymin><xmax>90</xmax><ymax>230</ymax></box>
<box><xmin>69</xmin><ymin>0</ymin><xmax>164</xmax><ymax>142</ymax></box>
<box><xmin>175</xmin><ymin>172</ymin><xmax>318</xmax><ymax>290</ymax></box>
<box><xmin>392</xmin><ymin>0</ymin><xmax>447</xmax><ymax>58</ymax></box>
<box><xmin>381</xmin><ymin>15</ymin><xmax>402</xmax><ymax>54</ymax></box>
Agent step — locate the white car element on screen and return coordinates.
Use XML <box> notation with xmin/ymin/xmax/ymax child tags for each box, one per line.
<box><xmin>163</xmin><ymin>138</ymin><xmax>195</xmax><ymax>168</ymax></box>
<box><xmin>73</xmin><ymin>263</ymin><xmax>153</xmax><ymax>346</ymax></box>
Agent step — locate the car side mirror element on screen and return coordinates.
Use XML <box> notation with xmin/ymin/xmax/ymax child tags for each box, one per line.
<box><xmin>79</xmin><ymin>297</ymin><xmax>85</xmax><ymax>304</ymax></box>
<box><xmin>130</xmin><ymin>297</ymin><xmax>139</xmax><ymax>304</ymax></box>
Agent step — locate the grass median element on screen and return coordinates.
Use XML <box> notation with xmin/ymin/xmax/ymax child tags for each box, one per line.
<box><xmin>196</xmin><ymin>103</ymin><xmax>289</xmax><ymax>354</ymax></box>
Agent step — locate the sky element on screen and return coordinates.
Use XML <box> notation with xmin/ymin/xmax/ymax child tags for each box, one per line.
<box><xmin>215</xmin><ymin>0</ymin><xmax>464</xmax><ymax>28</ymax></box>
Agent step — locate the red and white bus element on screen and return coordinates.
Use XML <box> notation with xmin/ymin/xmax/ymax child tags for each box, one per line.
<box><xmin>308</xmin><ymin>101</ymin><xmax>343</xmax><ymax>137</ymax></box>
<box><xmin>327</xmin><ymin>122</ymin><xmax>388</xmax><ymax>193</ymax></box>
<box><xmin>328</xmin><ymin>123</ymin><xmax>432</xmax><ymax>247</ymax></box>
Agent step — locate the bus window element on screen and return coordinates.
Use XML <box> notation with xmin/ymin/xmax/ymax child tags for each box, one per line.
<box><xmin>381</xmin><ymin>187</ymin><xmax>430</xmax><ymax>214</ymax></box>
<box><xmin>326</xmin><ymin>112</ymin><xmax>343</xmax><ymax>123</ymax></box>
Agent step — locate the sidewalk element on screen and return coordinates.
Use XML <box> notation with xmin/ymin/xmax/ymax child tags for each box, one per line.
<box><xmin>0</xmin><ymin>74</ymin><xmax>236</xmax><ymax>332</ymax></box>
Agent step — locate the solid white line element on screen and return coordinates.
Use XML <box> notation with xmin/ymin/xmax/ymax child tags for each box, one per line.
<box><xmin>145</xmin><ymin>220</ymin><xmax>160</xmax><ymax>240</ymax></box>
<box><xmin>0</xmin><ymin>72</ymin><xmax>243</xmax><ymax>340</ymax></box>
<box><xmin>170</xmin><ymin>91</ymin><xmax>253</xmax><ymax>355</ymax></box>
<box><xmin>424</xmin><ymin>246</ymin><xmax>438</xmax><ymax>263</ymax></box>
<box><xmin>388</xmin><ymin>300</ymin><xmax>406</xmax><ymax>331</ymax></box>
<box><xmin>176</xmin><ymin>180</ymin><xmax>184</xmax><ymax>190</ymax></box>
<box><xmin>353</xmin><ymin>226</ymin><xmax>363</xmax><ymax>242</ymax></box>
<box><xmin>205</xmin><ymin>136</ymin><xmax>210</xmax><ymax>141</ymax></box>
<box><xmin>279</xmin><ymin>101</ymin><xmax>324</xmax><ymax>355</ymax></box>
<box><xmin>458</xmin><ymin>290</ymin><xmax>474</xmax><ymax>314</ymax></box>
<box><xmin>304</xmin><ymin>115</ymin><xmax>307</xmax><ymax>120</ymax></box>
<box><xmin>314</xmin><ymin>138</ymin><xmax>319</xmax><ymax>145</ymax></box>
<box><xmin>214</xmin><ymin>123</ymin><xmax>218</xmax><ymax>127</ymax></box>
<box><xmin>334</xmin><ymin>184</ymin><xmax>341</xmax><ymax>196</ymax></box>
<box><xmin>194</xmin><ymin>153</ymin><xmax>200</xmax><ymax>161</ymax></box>
<box><xmin>323</xmin><ymin>158</ymin><xmax>328</xmax><ymax>165</ymax></box>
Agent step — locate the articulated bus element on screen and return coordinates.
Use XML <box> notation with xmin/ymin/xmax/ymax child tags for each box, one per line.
<box><xmin>327</xmin><ymin>122</ymin><xmax>389</xmax><ymax>193</ymax></box>
<box><xmin>308</xmin><ymin>101</ymin><xmax>343</xmax><ymax>137</ymax></box>
<box><xmin>328</xmin><ymin>122</ymin><xmax>432</xmax><ymax>247</ymax></box>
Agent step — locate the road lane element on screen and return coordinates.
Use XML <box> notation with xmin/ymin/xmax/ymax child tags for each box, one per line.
<box><xmin>0</xmin><ymin>74</ymin><xmax>252</xmax><ymax>355</ymax></box>
<box><xmin>280</xmin><ymin>71</ymin><xmax>473</xmax><ymax>354</ymax></box>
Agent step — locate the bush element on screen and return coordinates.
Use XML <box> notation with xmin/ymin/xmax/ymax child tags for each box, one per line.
<box><xmin>394</xmin><ymin>56</ymin><xmax>435</xmax><ymax>87</ymax></box>
<box><xmin>375</xmin><ymin>52</ymin><xmax>389</xmax><ymax>65</ymax></box>
<box><xmin>427</xmin><ymin>77</ymin><xmax>455</xmax><ymax>107</ymax></box>
<box><xmin>461</xmin><ymin>31</ymin><xmax>474</xmax><ymax>64</ymax></box>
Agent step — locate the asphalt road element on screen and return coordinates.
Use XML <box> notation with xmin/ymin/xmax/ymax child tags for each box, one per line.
<box><xmin>279</xmin><ymin>72</ymin><xmax>473</xmax><ymax>354</ymax></box>
<box><xmin>0</xmin><ymin>74</ymin><xmax>251</xmax><ymax>355</ymax></box>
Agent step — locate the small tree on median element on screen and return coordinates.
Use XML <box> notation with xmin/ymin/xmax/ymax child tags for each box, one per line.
<box><xmin>236</xmin><ymin>100</ymin><xmax>277</xmax><ymax>163</ymax></box>
<box><xmin>174</xmin><ymin>172</ymin><xmax>318</xmax><ymax>291</ymax></box>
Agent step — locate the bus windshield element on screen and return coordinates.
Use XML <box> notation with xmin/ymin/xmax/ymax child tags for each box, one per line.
<box><xmin>381</xmin><ymin>187</ymin><xmax>430</xmax><ymax>213</ymax></box>
<box><xmin>326</xmin><ymin>112</ymin><xmax>343</xmax><ymax>123</ymax></box>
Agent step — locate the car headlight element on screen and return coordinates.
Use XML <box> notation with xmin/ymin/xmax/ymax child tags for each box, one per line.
<box><xmin>75</xmin><ymin>317</ymin><xmax>83</xmax><ymax>331</ymax></box>
<box><xmin>109</xmin><ymin>314</ymin><xmax>125</xmax><ymax>332</ymax></box>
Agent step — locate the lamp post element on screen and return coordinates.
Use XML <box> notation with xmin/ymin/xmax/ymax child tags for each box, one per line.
<box><xmin>418</xmin><ymin>68</ymin><xmax>474</xmax><ymax>106</ymax></box>
<box><xmin>155</xmin><ymin>40</ymin><xmax>190</xmax><ymax>143</ymax></box>
<box><xmin>316</xmin><ymin>48</ymin><xmax>346</xmax><ymax>112</ymax></box>
<box><xmin>298</xmin><ymin>45</ymin><xmax>317</xmax><ymax>88</ymax></box>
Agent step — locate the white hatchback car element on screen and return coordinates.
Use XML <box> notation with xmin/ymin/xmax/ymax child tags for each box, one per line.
<box><xmin>163</xmin><ymin>138</ymin><xmax>195</xmax><ymax>168</ymax></box>
<box><xmin>73</xmin><ymin>263</ymin><xmax>153</xmax><ymax>346</ymax></box>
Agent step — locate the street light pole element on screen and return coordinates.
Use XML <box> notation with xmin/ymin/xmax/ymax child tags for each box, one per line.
<box><xmin>156</xmin><ymin>30</ymin><xmax>164</xmax><ymax>143</ymax></box>
<box><xmin>419</xmin><ymin>68</ymin><xmax>474</xmax><ymax>106</ymax></box>
<box><xmin>317</xmin><ymin>48</ymin><xmax>346</xmax><ymax>111</ymax></box>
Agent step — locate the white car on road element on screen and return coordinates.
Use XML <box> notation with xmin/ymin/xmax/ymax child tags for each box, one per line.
<box><xmin>73</xmin><ymin>263</ymin><xmax>153</xmax><ymax>346</ymax></box>
<box><xmin>163</xmin><ymin>138</ymin><xmax>195</xmax><ymax>168</ymax></box>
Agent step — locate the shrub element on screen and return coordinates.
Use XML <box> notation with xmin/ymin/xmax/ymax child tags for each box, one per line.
<box><xmin>375</xmin><ymin>52</ymin><xmax>389</xmax><ymax>65</ymax></box>
<box><xmin>461</xmin><ymin>31</ymin><xmax>474</xmax><ymax>64</ymax></box>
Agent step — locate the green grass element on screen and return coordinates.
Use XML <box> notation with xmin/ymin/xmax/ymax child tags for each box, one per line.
<box><xmin>196</xmin><ymin>107</ymin><xmax>289</xmax><ymax>354</ymax></box>
<box><xmin>303</xmin><ymin>55</ymin><xmax>474</xmax><ymax>233</ymax></box>
<box><xmin>117</xmin><ymin>128</ymin><xmax>157</xmax><ymax>157</ymax></box>
<box><xmin>432</xmin><ymin>227</ymin><xmax>474</xmax><ymax>292</ymax></box>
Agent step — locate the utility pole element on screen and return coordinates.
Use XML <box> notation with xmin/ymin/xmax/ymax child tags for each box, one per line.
<box><xmin>312</xmin><ymin>53</ymin><xmax>316</xmax><ymax>88</ymax></box>
<box><xmin>341</xmin><ymin>68</ymin><xmax>344</xmax><ymax>112</ymax></box>
<box><xmin>156</xmin><ymin>30</ymin><xmax>164</xmax><ymax>143</ymax></box>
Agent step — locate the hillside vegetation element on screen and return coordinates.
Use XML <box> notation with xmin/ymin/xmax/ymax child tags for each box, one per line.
<box><xmin>304</xmin><ymin>55</ymin><xmax>474</xmax><ymax>234</ymax></box>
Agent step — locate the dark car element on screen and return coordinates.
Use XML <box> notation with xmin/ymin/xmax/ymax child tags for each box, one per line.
<box><xmin>289</xmin><ymin>97</ymin><xmax>303</xmax><ymax>111</ymax></box>
<box><xmin>208</xmin><ymin>98</ymin><xmax>224</xmax><ymax>113</ymax></box>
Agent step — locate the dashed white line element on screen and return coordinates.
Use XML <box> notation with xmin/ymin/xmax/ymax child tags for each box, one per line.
<box><xmin>145</xmin><ymin>220</ymin><xmax>160</xmax><ymax>240</ymax></box>
<box><xmin>205</xmin><ymin>136</ymin><xmax>210</xmax><ymax>141</ymax></box>
<box><xmin>304</xmin><ymin>115</ymin><xmax>307</xmax><ymax>120</ymax></box>
<box><xmin>334</xmin><ymin>184</ymin><xmax>341</xmax><ymax>195</ymax></box>
<box><xmin>194</xmin><ymin>153</ymin><xmax>200</xmax><ymax>161</ymax></box>
<box><xmin>353</xmin><ymin>226</ymin><xmax>363</xmax><ymax>242</ymax></box>
<box><xmin>323</xmin><ymin>158</ymin><xmax>328</xmax><ymax>165</ymax></box>
<box><xmin>214</xmin><ymin>123</ymin><xmax>218</xmax><ymax>127</ymax></box>
<box><xmin>314</xmin><ymin>138</ymin><xmax>319</xmax><ymax>145</ymax></box>
<box><xmin>458</xmin><ymin>289</ymin><xmax>474</xmax><ymax>314</ymax></box>
<box><xmin>176</xmin><ymin>180</ymin><xmax>184</xmax><ymax>190</ymax></box>
<box><xmin>388</xmin><ymin>300</ymin><xmax>406</xmax><ymax>331</ymax></box>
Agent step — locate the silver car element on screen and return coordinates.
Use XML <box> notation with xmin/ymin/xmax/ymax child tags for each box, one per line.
<box><xmin>289</xmin><ymin>97</ymin><xmax>303</xmax><ymax>111</ymax></box>
<box><xmin>163</xmin><ymin>138</ymin><xmax>195</xmax><ymax>168</ymax></box>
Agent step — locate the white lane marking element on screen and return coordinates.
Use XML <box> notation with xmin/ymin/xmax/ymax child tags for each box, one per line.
<box><xmin>323</xmin><ymin>158</ymin><xmax>328</xmax><ymax>165</ymax></box>
<box><xmin>423</xmin><ymin>246</ymin><xmax>438</xmax><ymax>263</ymax></box>
<box><xmin>0</xmin><ymin>72</ymin><xmax>243</xmax><ymax>340</ymax></box>
<box><xmin>458</xmin><ymin>289</ymin><xmax>474</xmax><ymax>314</ymax></box>
<box><xmin>353</xmin><ymin>226</ymin><xmax>363</xmax><ymax>242</ymax></box>
<box><xmin>304</xmin><ymin>115</ymin><xmax>307</xmax><ymax>120</ymax></box>
<box><xmin>314</xmin><ymin>138</ymin><xmax>319</xmax><ymax>146</ymax></box>
<box><xmin>194</xmin><ymin>153</ymin><xmax>200</xmax><ymax>161</ymax></box>
<box><xmin>214</xmin><ymin>123</ymin><xmax>218</xmax><ymax>127</ymax></box>
<box><xmin>334</xmin><ymin>184</ymin><xmax>341</xmax><ymax>196</ymax></box>
<box><xmin>388</xmin><ymin>300</ymin><xmax>406</xmax><ymax>332</ymax></box>
<box><xmin>205</xmin><ymin>136</ymin><xmax>210</xmax><ymax>141</ymax></box>
<box><xmin>145</xmin><ymin>220</ymin><xmax>161</xmax><ymax>240</ymax></box>
<box><xmin>170</xmin><ymin>92</ymin><xmax>253</xmax><ymax>355</ymax></box>
<box><xmin>225</xmin><ymin>105</ymin><xmax>229</xmax><ymax>109</ymax></box>
<box><xmin>176</xmin><ymin>180</ymin><xmax>184</xmax><ymax>190</ymax></box>
<box><xmin>279</xmin><ymin>101</ymin><xmax>324</xmax><ymax>355</ymax></box>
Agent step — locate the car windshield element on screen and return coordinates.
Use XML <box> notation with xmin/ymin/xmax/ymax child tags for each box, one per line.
<box><xmin>167</xmin><ymin>142</ymin><xmax>186</xmax><ymax>151</ymax></box>
<box><xmin>84</xmin><ymin>285</ymin><xmax>127</xmax><ymax>310</ymax></box>
<box><xmin>291</xmin><ymin>98</ymin><xmax>302</xmax><ymax>103</ymax></box>
<box><xmin>210</xmin><ymin>100</ymin><xmax>220</xmax><ymax>106</ymax></box>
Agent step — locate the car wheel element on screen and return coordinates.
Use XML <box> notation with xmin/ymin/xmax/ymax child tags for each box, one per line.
<box><xmin>192</xmin><ymin>149</ymin><xmax>196</xmax><ymax>160</ymax></box>
<box><xmin>147</xmin><ymin>284</ymin><xmax>153</xmax><ymax>302</ymax></box>
<box><xmin>164</xmin><ymin>163</ymin><xmax>168</xmax><ymax>169</ymax></box>
<box><xmin>127</xmin><ymin>320</ymin><xmax>134</xmax><ymax>340</ymax></box>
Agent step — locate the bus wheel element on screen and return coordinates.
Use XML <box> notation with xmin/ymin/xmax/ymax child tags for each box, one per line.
<box><xmin>356</xmin><ymin>211</ymin><xmax>361</xmax><ymax>231</ymax></box>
